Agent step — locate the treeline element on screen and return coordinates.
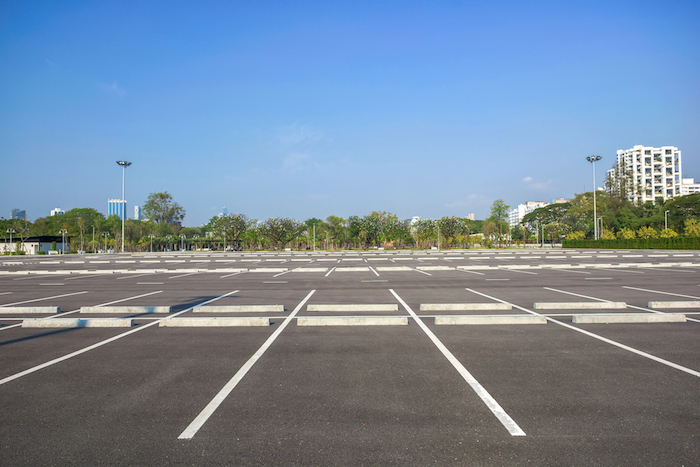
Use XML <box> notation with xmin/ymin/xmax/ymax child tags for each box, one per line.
<box><xmin>0</xmin><ymin>192</ymin><xmax>485</xmax><ymax>253</ymax></box>
<box><xmin>516</xmin><ymin>192</ymin><xmax>700</xmax><ymax>245</ymax></box>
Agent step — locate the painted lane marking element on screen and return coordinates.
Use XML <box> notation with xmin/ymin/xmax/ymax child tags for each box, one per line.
<box><xmin>39</xmin><ymin>283</ymin><xmax>64</xmax><ymax>286</ymax></box>
<box><xmin>137</xmin><ymin>282</ymin><xmax>164</xmax><ymax>285</ymax></box>
<box><xmin>545</xmin><ymin>268</ymin><xmax>590</xmax><ymax>274</ymax></box>
<box><xmin>597</xmin><ymin>268</ymin><xmax>645</xmax><ymax>274</ymax></box>
<box><xmin>390</xmin><ymin>289</ymin><xmax>525</xmax><ymax>437</ymax></box>
<box><xmin>369</xmin><ymin>267</ymin><xmax>380</xmax><ymax>277</ymax></box>
<box><xmin>0</xmin><ymin>290</ymin><xmax>236</xmax><ymax>384</ymax></box>
<box><xmin>543</xmin><ymin>287</ymin><xmax>612</xmax><ymax>303</ymax></box>
<box><xmin>220</xmin><ymin>272</ymin><xmax>245</xmax><ymax>279</ymax></box>
<box><xmin>584</xmin><ymin>277</ymin><xmax>613</xmax><ymax>280</ymax></box>
<box><xmin>502</xmin><ymin>269</ymin><xmax>537</xmax><ymax>275</ymax></box>
<box><xmin>0</xmin><ymin>291</ymin><xmax>89</xmax><ymax>307</ymax></box>
<box><xmin>0</xmin><ymin>292</ymin><xmax>11</xmax><ymax>296</ymax></box>
<box><xmin>412</xmin><ymin>268</ymin><xmax>432</xmax><ymax>276</ymax></box>
<box><xmin>273</xmin><ymin>267</ymin><xmax>300</xmax><ymax>278</ymax></box>
<box><xmin>639</xmin><ymin>267</ymin><xmax>697</xmax><ymax>274</ymax></box>
<box><xmin>456</xmin><ymin>269</ymin><xmax>485</xmax><ymax>276</ymax></box>
<box><xmin>263</xmin><ymin>281</ymin><xmax>287</xmax><ymax>284</ymax></box>
<box><xmin>117</xmin><ymin>273</ymin><xmax>154</xmax><ymax>280</ymax></box>
<box><xmin>325</xmin><ymin>267</ymin><xmax>336</xmax><ymax>277</ymax></box>
<box><xmin>179</xmin><ymin>289</ymin><xmax>316</xmax><ymax>440</ymax></box>
<box><xmin>485</xmin><ymin>279</ymin><xmax>509</xmax><ymax>281</ymax></box>
<box><xmin>169</xmin><ymin>272</ymin><xmax>199</xmax><ymax>279</ymax></box>
<box><xmin>622</xmin><ymin>286</ymin><xmax>700</xmax><ymax>301</ymax></box>
<box><xmin>466</xmin><ymin>288</ymin><xmax>700</xmax><ymax>379</ymax></box>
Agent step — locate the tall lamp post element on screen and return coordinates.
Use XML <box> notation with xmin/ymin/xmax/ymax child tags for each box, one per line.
<box><xmin>116</xmin><ymin>161</ymin><xmax>132</xmax><ymax>253</ymax></box>
<box><xmin>102</xmin><ymin>232</ymin><xmax>109</xmax><ymax>253</ymax></box>
<box><xmin>586</xmin><ymin>156</ymin><xmax>602</xmax><ymax>240</ymax></box>
<box><xmin>149</xmin><ymin>234</ymin><xmax>155</xmax><ymax>252</ymax></box>
<box><xmin>665</xmin><ymin>210</ymin><xmax>670</xmax><ymax>230</ymax></box>
<box><xmin>6</xmin><ymin>228</ymin><xmax>16</xmax><ymax>255</ymax></box>
<box><xmin>179</xmin><ymin>234</ymin><xmax>186</xmax><ymax>251</ymax></box>
<box><xmin>59</xmin><ymin>229</ymin><xmax>68</xmax><ymax>255</ymax></box>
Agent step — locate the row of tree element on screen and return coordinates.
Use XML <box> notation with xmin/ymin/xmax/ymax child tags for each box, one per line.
<box><xmin>3</xmin><ymin>191</ymin><xmax>698</xmax><ymax>253</ymax></box>
<box><xmin>515</xmin><ymin>192</ymin><xmax>700</xmax><ymax>245</ymax></box>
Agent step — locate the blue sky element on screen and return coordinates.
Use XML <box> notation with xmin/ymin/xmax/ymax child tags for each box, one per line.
<box><xmin>1</xmin><ymin>0</ymin><xmax>698</xmax><ymax>226</ymax></box>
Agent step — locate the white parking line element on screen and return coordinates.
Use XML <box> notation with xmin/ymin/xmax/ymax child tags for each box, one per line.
<box><xmin>369</xmin><ymin>267</ymin><xmax>380</xmax><ymax>277</ymax></box>
<box><xmin>166</xmin><ymin>272</ymin><xmax>198</xmax><ymax>279</ymax></box>
<box><xmin>456</xmin><ymin>269</ymin><xmax>485</xmax><ymax>276</ymax></box>
<box><xmin>502</xmin><ymin>269</ymin><xmax>537</xmax><ymax>275</ymax></box>
<box><xmin>0</xmin><ymin>290</ymin><xmax>237</xmax><ymax>385</ymax></box>
<box><xmin>390</xmin><ymin>289</ymin><xmax>525</xmax><ymax>437</ymax></box>
<box><xmin>117</xmin><ymin>273</ymin><xmax>155</xmax><ymax>280</ymax></box>
<box><xmin>547</xmin><ymin>268</ymin><xmax>590</xmax><ymax>274</ymax></box>
<box><xmin>466</xmin><ymin>288</ymin><xmax>700</xmax><ymax>379</ymax></box>
<box><xmin>273</xmin><ymin>268</ymin><xmax>300</xmax><ymax>278</ymax></box>
<box><xmin>622</xmin><ymin>286</ymin><xmax>700</xmax><ymax>300</ymax></box>
<box><xmin>325</xmin><ymin>267</ymin><xmax>336</xmax><ymax>277</ymax></box>
<box><xmin>412</xmin><ymin>268</ymin><xmax>432</xmax><ymax>276</ymax></box>
<box><xmin>220</xmin><ymin>272</ymin><xmax>244</xmax><ymax>279</ymax></box>
<box><xmin>0</xmin><ymin>291</ymin><xmax>89</xmax><ymax>307</ymax></box>
<box><xmin>179</xmin><ymin>289</ymin><xmax>316</xmax><ymax>440</ymax></box>
<box><xmin>0</xmin><ymin>292</ymin><xmax>11</xmax><ymax>296</ymax></box>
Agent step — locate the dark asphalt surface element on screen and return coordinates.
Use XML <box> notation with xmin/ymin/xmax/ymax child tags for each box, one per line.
<box><xmin>0</xmin><ymin>249</ymin><xmax>698</xmax><ymax>465</ymax></box>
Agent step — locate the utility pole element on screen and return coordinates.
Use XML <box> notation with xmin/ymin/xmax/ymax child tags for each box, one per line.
<box><xmin>116</xmin><ymin>161</ymin><xmax>132</xmax><ymax>253</ymax></box>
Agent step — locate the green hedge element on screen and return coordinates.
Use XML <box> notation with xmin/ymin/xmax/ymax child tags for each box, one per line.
<box><xmin>563</xmin><ymin>237</ymin><xmax>700</xmax><ymax>250</ymax></box>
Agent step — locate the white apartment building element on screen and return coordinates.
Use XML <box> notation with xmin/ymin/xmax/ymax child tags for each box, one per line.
<box><xmin>681</xmin><ymin>178</ymin><xmax>700</xmax><ymax>195</ymax></box>
<box><xmin>50</xmin><ymin>208</ymin><xmax>65</xmax><ymax>216</ymax></box>
<box><xmin>608</xmin><ymin>145</ymin><xmax>682</xmax><ymax>204</ymax></box>
<box><xmin>509</xmin><ymin>201</ymin><xmax>549</xmax><ymax>227</ymax></box>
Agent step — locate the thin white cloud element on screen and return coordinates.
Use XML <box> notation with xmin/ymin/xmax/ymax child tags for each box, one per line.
<box><xmin>276</xmin><ymin>124</ymin><xmax>323</xmax><ymax>147</ymax></box>
<box><xmin>99</xmin><ymin>81</ymin><xmax>126</xmax><ymax>98</ymax></box>
<box><xmin>522</xmin><ymin>176</ymin><xmax>533</xmax><ymax>182</ymax></box>
<box><xmin>283</xmin><ymin>153</ymin><xmax>311</xmax><ymax>170</ymax></box>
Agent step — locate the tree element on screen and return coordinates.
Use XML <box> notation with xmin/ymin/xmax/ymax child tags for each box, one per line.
<box><xmin>261</xmin><ymin>218</ymin><xmax>305</xmax><ymax>249</ymax></box>
<box><xmin>211</xmin><ymin>213</ymin><xmax>251</xmax><ymax>249</ymax></box>
<box><xmin>488</xmin><ymin>199</ymin><xmax>510</xmax><ymax>247</ymax></box>
<box><xmin>143</xmin><ymin>192</ymin><xmax>185</xmax><ymax>226</ymax></box>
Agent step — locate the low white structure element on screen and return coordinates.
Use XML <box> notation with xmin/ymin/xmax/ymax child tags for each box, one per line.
<box><xmin>0</xmin><ymin>236</ymin><xmax>68</xmax><ymax>255</ymax></box>
<box><xmin>681</xmin><ymin>178</ymin><xmax>700</xmax><ymax>195</ymax></box>
<box><xmin>50</xmin><ymin>208</ymin><xmax>65</xmax><ymax>216</ymax></box>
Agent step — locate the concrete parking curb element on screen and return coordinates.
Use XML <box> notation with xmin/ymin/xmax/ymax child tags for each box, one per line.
<box><xmin>435</xmin><ymin>315</ymin><xmax>546</xmax><ymax>325</ymax></box>
<box><xmin>22</xmin><ymin>318</ymin><xmax>133</xmax><ymax>328</ymax></box>
<box><xmin>297</xmin><ymin>316</ymin><xmax>408</xmax><ymax>326</ymax></box>
<box><xmin>420</xmin><ymin>303</ymin><xmax>512</xmax><ymax>311</ymax></box>
<box><xmin>307</xmin><ymin>304</ymin><xmax>399</xmax><ymax>312</ymax></box>
<box><xmin>572</xmin><ymin>314</ymin><xmax>686</xmax><ymax>324</ymax></box>
<box><xmin>193</xmin><ymin>305</ymin><xmax>284</xmax><ymax>312</ymax></box>
<box><xmin>0</xmin><ymin>306</ymin><xmax>60</xmax><ymax>314</ymax></box>
<box><xmin>80</xmin><ymin>306</ymin><xmax>171</xmax><ymax>313</ymax></box>
<box><xmin>534</xmin><ymin>302</ymin><xmax>627</xmax><ymax>310</ymax></box>
<box><xmin>159</xmin><ymin>317</ymin><xmax>270</xmax><ymax>327</ymax></box>
<box><xmin>648</xmin><ymin>301</ymin><xmax>700</xmax><ymax>309</ymax></box>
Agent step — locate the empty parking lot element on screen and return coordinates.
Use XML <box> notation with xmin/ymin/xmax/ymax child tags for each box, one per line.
<box><xmin>1</xmin><ymin>249</ymin><xmax>698</xmax><ymax>465</ymax></box>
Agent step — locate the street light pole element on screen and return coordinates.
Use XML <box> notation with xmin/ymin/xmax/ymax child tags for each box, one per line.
<box><xmin>116</xmin><ymin>161</ymin><xmax>132</xmax><ymax>253</ymax></box>
<box><xmin>59</xmin><ymin>229</ymin><xmax>68</xmax><ymax>255</ymax></box>
<box><xmin>6</xmin><ymin>229</ymin><xmax>15</xmax><ymax>255</ymax></box>
<box><xmin>665</xmin><ymin>210</ymin><xmax>670</xmax><ymax>230</ymax></box>
<box><xmin>102</xmin><ymin>232</ymin><xmax>109</xmax><ymax>253</ymax></box>
<box><xmin>586</xmin><ymin>156</ymin><xmax>602</xmax><ymax>240</ymax></box>
<box><xmin>313</xmin><ymin>223</ymin><xmax>316</xmax><ymax>252</ymax></box>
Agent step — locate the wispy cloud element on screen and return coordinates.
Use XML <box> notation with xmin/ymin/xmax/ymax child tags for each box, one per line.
<box><xmin>522</xmin><ymin>176</ymin><xmax>533</xmax><ymax>182</ymax></box>
<box><xmin>445</xmin><ymin>194</ymin><xmax>489</xmax><ymax>209</ymax></box>
<box><xmin>276</xmin><ymin>123</ymin><xmax>324</xmax><ymax>147</ymax></box>
<box><xmin>99</xmin><ymin>81</ymin><xmax>126</xmax><ymax>98</ymax></box>
<box><xmin>283</xmin><ymin>153</ymin><xmax>312</xmax><ymax>171</ymax></box>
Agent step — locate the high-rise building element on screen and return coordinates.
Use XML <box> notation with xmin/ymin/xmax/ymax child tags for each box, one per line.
<box><xmin>607</xmin><ymin>145</ymin><xmax>682</xmax><ymax>204</ymax></box>
<box><xmin>50</xmin><ymin>208</ymin><xmax>65</xmax><ymax>216</ymax></box>
<box><xmin>108</xmin><ymin>199</ymin><xmax>127</xmax><ymax>220</ymax></box>
<box><xmin>11</xmin><ymin>209</ymin><xmax>26</xmax><ymax>219</ymax></box>
<box><xmin>509</xmin><ymin>201</ymin><xmax>549</xmax><ymax>227</ymax></box>
<box><xmin>466</xmin><ymin>213</ymin><xmax>475</xmax><ymax>221</ymax></box>
<box><xmin>134</xmin><ymin>205</ymin><xmax>140</xmax><ymax>221</ymax></box>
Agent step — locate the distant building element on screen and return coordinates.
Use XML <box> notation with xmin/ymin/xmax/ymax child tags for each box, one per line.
<box><xmin>552</xmin><ymin>198</ymin><xmax>569</xmax><ymax>204</ymax></box>
<box><xmin>509</xmin><ymin>201</ymin><xmax>549</xmax><ymax>227</ymax></box>
<box><xmin>50</xmin><ymin>208</ymin><xmax>65</xmax><ymax>216</ymax></box>
<box><xmin>0</xmin><ymin>236</ymin><xmax>68</xmax><ymax>254</ymax></box>
<box><xmin>466</xmin><ymin>213</ymin><xmax>475</xmax><ymax>221</ymax></box>
<box><xmin>11</xmin><ymin>209</ymin><xmax>26</xmax><ymax>219</ymax></box>
<box><xmin>134</xmin><ymin>205</ymin><xmax>141</xmax><ymax>221</ymax></box>
<box><xmin>108</xmin><ymin>199</ymin><xmax>127</xmax><ymax>220</ymax></box>
<box><xmin>410</xmin><ymin>216</ymin><xmax>420</xmax><ymax>226</ymax></box>
<box><xmin>681</xmin><ymin>178</ymin><xmax>700</xmax><ymax>196</ymax></box>
<box><xmin>607</xmin><ymin>145</ymin><xmax>682</xmax><ymax>203</ymax></box>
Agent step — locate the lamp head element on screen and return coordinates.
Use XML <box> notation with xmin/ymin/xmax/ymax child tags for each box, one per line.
<box><xmin>116</xmin><ymin>161</ymin><xmax>132</xmax><ymax>168</ymax></box>
<box><xmin>586</xmin><ymin>155</ymin><xmax>602</xmax><ymax>163</ymax></box>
